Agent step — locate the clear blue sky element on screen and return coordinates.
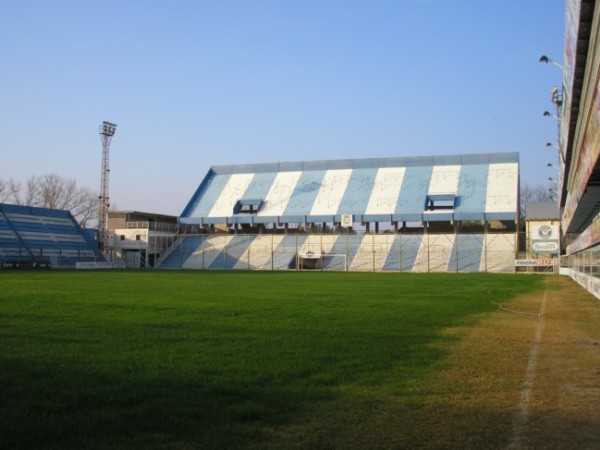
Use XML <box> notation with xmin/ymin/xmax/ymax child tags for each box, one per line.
<box><xmin>1</xmin><ymin>0</ymin><xmax>564</xmax><ymax>216</ymax></box>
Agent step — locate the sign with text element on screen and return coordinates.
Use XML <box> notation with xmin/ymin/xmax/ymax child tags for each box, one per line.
<box><xmin>515</xmin><ymin>259</ymin><xmax>555</xmax><ymax>267</ymax></box>
<box><xmin>340</xmin><ymin>214</ymin><xmax>353</xmax><ymax>228</ymax></box>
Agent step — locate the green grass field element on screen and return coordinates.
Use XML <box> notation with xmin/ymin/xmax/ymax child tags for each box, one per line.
<box><xmin>0</xmin><ymin>271</ymin><xmax>557</xmax><ymax>448</ymax></box>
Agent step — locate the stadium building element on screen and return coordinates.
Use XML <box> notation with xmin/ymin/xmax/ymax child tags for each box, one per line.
<box><xmin>157</xmin><ymin>152</ymin><xmax>520</xmax><ymax>272</ymax></box>
<box><xmin>557</xmin><ymin>0</ymin><xmax>600</xmax><ymax>297</ymax></box>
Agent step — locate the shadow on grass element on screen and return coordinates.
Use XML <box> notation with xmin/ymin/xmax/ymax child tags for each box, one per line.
<box><xmin>1</xmin><ymin>333</ymin><xmax>453</xmax><ymax>449</ymax></box>
<box><xmin>0</xmin><ymin>272</ymin><xmax>549</xmax><ymax>449</ymax></box>
<box><xmin>1</xmin><ymin>357</ymin><xmax>335</xmax><ymax>449</ymax></box>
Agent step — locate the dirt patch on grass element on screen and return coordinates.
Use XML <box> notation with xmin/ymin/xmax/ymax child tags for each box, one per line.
<box><xmin>255</xmin><ymin>276</ymin><xmax>600</xmax><ymax>449</ymax></box>
<box><xmin>514</xmin><ymin>277</ymin><xmax>600</xmax><ymax>449</ymax></box>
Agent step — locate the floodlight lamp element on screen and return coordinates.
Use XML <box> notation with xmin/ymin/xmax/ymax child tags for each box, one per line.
<box><xmin>101</xmin><ymin>121</ymin><xmax>117</xmax><ymax>136</ymax></box>
<box><xmin>539</xmin><ymin>55</ymin><xmax>563</xmax><ymax>69</ymax></box>
<box><xmin>543</xmin><ymin>111</ymin><xmax>560</xmax><ymax>120</ymax></box>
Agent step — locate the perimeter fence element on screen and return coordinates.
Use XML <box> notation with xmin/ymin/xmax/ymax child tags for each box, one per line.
<box><xmin>153</xmin><ymin>232</ymin><xmax>552</xmax><ymax>273</ymax></box>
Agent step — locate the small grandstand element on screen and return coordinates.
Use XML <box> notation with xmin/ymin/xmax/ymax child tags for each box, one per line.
<box><xmin>0</xmin><ymin>203</ymin><xmax>104</xmax><ymax>268</ymax></box>
<box><xmin>158</xmin><ymin>152</ymin><xmax>519</xmax><ymax>272</ymax></box>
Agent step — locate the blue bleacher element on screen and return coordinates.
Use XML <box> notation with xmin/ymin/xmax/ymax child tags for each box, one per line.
<box><xmin>0</xmin><ymin>203</ymin><xmax>104</xmax><ymax>268</ymax></box>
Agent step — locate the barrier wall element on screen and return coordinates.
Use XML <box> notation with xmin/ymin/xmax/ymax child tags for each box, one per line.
<box><xmin>568</xmin><ymin>243</ymin><xmax>600</xmax><ymax>299</ymax></box>
<box><xmin>158</xmin><ymin>232</ymin><xmax>517</xmax><ymax>273</ymax></box>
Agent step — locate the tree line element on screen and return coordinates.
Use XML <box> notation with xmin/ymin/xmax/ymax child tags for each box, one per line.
<box><xmin>0</xmin><ymin>174</ymin><xmax>97</xmax><ymax>227</ymax></box>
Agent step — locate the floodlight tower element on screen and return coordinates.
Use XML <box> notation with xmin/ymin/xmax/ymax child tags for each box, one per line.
<box><xmin>98</xmin><ymin>121</ymin><xmax>117</xmax><ymax>252</ymax></box>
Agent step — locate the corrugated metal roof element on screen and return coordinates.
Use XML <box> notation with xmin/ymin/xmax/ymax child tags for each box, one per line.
<box><xmin>525</xmin><ymin>202</ymin><xmax>560</xmax><ymax>220</ymax></box>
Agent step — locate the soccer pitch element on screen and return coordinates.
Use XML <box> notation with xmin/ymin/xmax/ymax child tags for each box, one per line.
<box><xmin>1</xmin><ymin>271</ymin><xmax>598</xmax><ymax>449</ymax></box>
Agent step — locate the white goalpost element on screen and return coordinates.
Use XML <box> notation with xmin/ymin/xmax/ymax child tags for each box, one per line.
<box><xmin>297</xmin><ymin>252</ymin><xmax>347</xmax><ymax>271</ymax></box>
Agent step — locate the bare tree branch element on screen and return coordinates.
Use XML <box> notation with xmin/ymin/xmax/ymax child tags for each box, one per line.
<box><xmin>0</xmin><ymin>179</ymin><xmax>8</xmax><ymax>202</ymax></box>
<box><xmin>520</xmin><ymin>183</ymin><xmax>554</xmax><ymax>216</ymax></box>
<box><xmin>0</xmin><ymin>175</ymin><xmax>98</xmax><ymax>227</ymax></box>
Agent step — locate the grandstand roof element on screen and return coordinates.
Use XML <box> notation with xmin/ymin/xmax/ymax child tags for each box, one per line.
<box><xmin>179</xmin><ymin>152</ymin><xmax>519</xmax><ymax>226</ymax></box>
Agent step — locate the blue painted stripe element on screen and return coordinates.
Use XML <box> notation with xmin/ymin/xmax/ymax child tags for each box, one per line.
<box><xmin>184</xmin><ymin>173</ymin><xmax>232</xmax><ymax>218</ymax></box>
<box><xmin>395</xmin><ymin>166</ymin><xmax>434</xmax><ymax>216</ymax></box>
<box><xmin>160</xmin><ymin>235</ymin><xmax>205</xmax><ymax>268</ymax></box>
<box><xmin>447</xmin><ymin>234</ymin><xmax>484</xmax><ymax>272</ymax></box>
<box><xmin>455</xmin><ymin>164</ymin><xmax>488</xmax><ymax>216</ymax></box>
<box><xmin>209</xmin><ymin>235</ymin><xmax>255</xmax><ymax>269</ymax></box>
<box><xmin>382</xmin><ymin>235</ymin><xmax>402</xmax><ymax>270</ymax></box>
<box><xmin>283</xmin><ymin>170</ymin><xmax>327</xmax><ymax>216</ymax></box>
<box><xmin>399</xmin><ymin>235</ymin><xmax>424</xmax><ymax>271</ymax></box>
<box><xmin>307</xmin><ymin>215</ymin><xmax>335</xmax><ymax>223</ymax></box>
<box><xmin>337</xmin><ymin>168</ymin><xmax>378</xmax><ymax>215</ymax></box>
<box><xmin>241</xmin><ymin>172</ymin><xmax>278</xmax><ymax>201</ymax></box>
<box><xmin>344</xmin><ymin>235</ymin><xmax>365</xmax><ymax>267</ymax></box>
<box><xmin>266</xmin><ymin>235</ymin><xmax>308</xmax><ymax>270</ymax></box>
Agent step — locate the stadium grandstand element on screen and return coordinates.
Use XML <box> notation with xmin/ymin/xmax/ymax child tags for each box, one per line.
<box><xmin>157</xmin><ymin>152</ymin><xmax>520</xmax><ymax>272</ymax></box>
<box><xmin>0</xmin><ymin>203</ymin><xmax>104</xmax><ymax>268</ymax></box>
<box><xmin>556</xmin><ymin>0</ymin><xmax>600</xmax><ymax>297</ymax></box>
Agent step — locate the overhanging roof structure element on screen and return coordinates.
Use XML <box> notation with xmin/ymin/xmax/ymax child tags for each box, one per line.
<box><xmin>179</xmin><ymin>152</ymin><xmax>519</xmax><ymax>226</ymax></box>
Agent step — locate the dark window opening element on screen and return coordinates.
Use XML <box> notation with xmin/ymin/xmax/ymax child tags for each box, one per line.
<box><xmin>425</xmin><ymin>195</ymin><xmax>456</xmax><ymax>211</ymax></box>
<box><xmin>234</xmin><ymin>199</ymin><xmax>264</xmax><ymax>215</ymax></box>
<box><xmin>239</xmin><ymin>204</ymin><xmax>259</xmax><ymax>214</ymax></box>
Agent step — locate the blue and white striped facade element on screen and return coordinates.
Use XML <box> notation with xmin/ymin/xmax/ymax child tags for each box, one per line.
<box><xmin>180</xmin><ymin>153</ymin><xmax>519</xmax><ymax>226</ymax></box>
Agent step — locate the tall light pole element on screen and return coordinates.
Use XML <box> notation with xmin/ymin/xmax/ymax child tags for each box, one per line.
<box><xmin>98</xmin><ymin>121</ymin><xmax>117</xmax><ymax>252</ymax></box>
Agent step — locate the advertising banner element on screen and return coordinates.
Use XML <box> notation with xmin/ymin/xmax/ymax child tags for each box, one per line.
<box><xmin>529</xmin><ymin>222</ymin><xmax>560</xmax><ymax>255</ymax></box>
<box><xmin>563</xmin><ymin>68</ymin><xmax>600</xmax><ymax>230</ymax></box>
